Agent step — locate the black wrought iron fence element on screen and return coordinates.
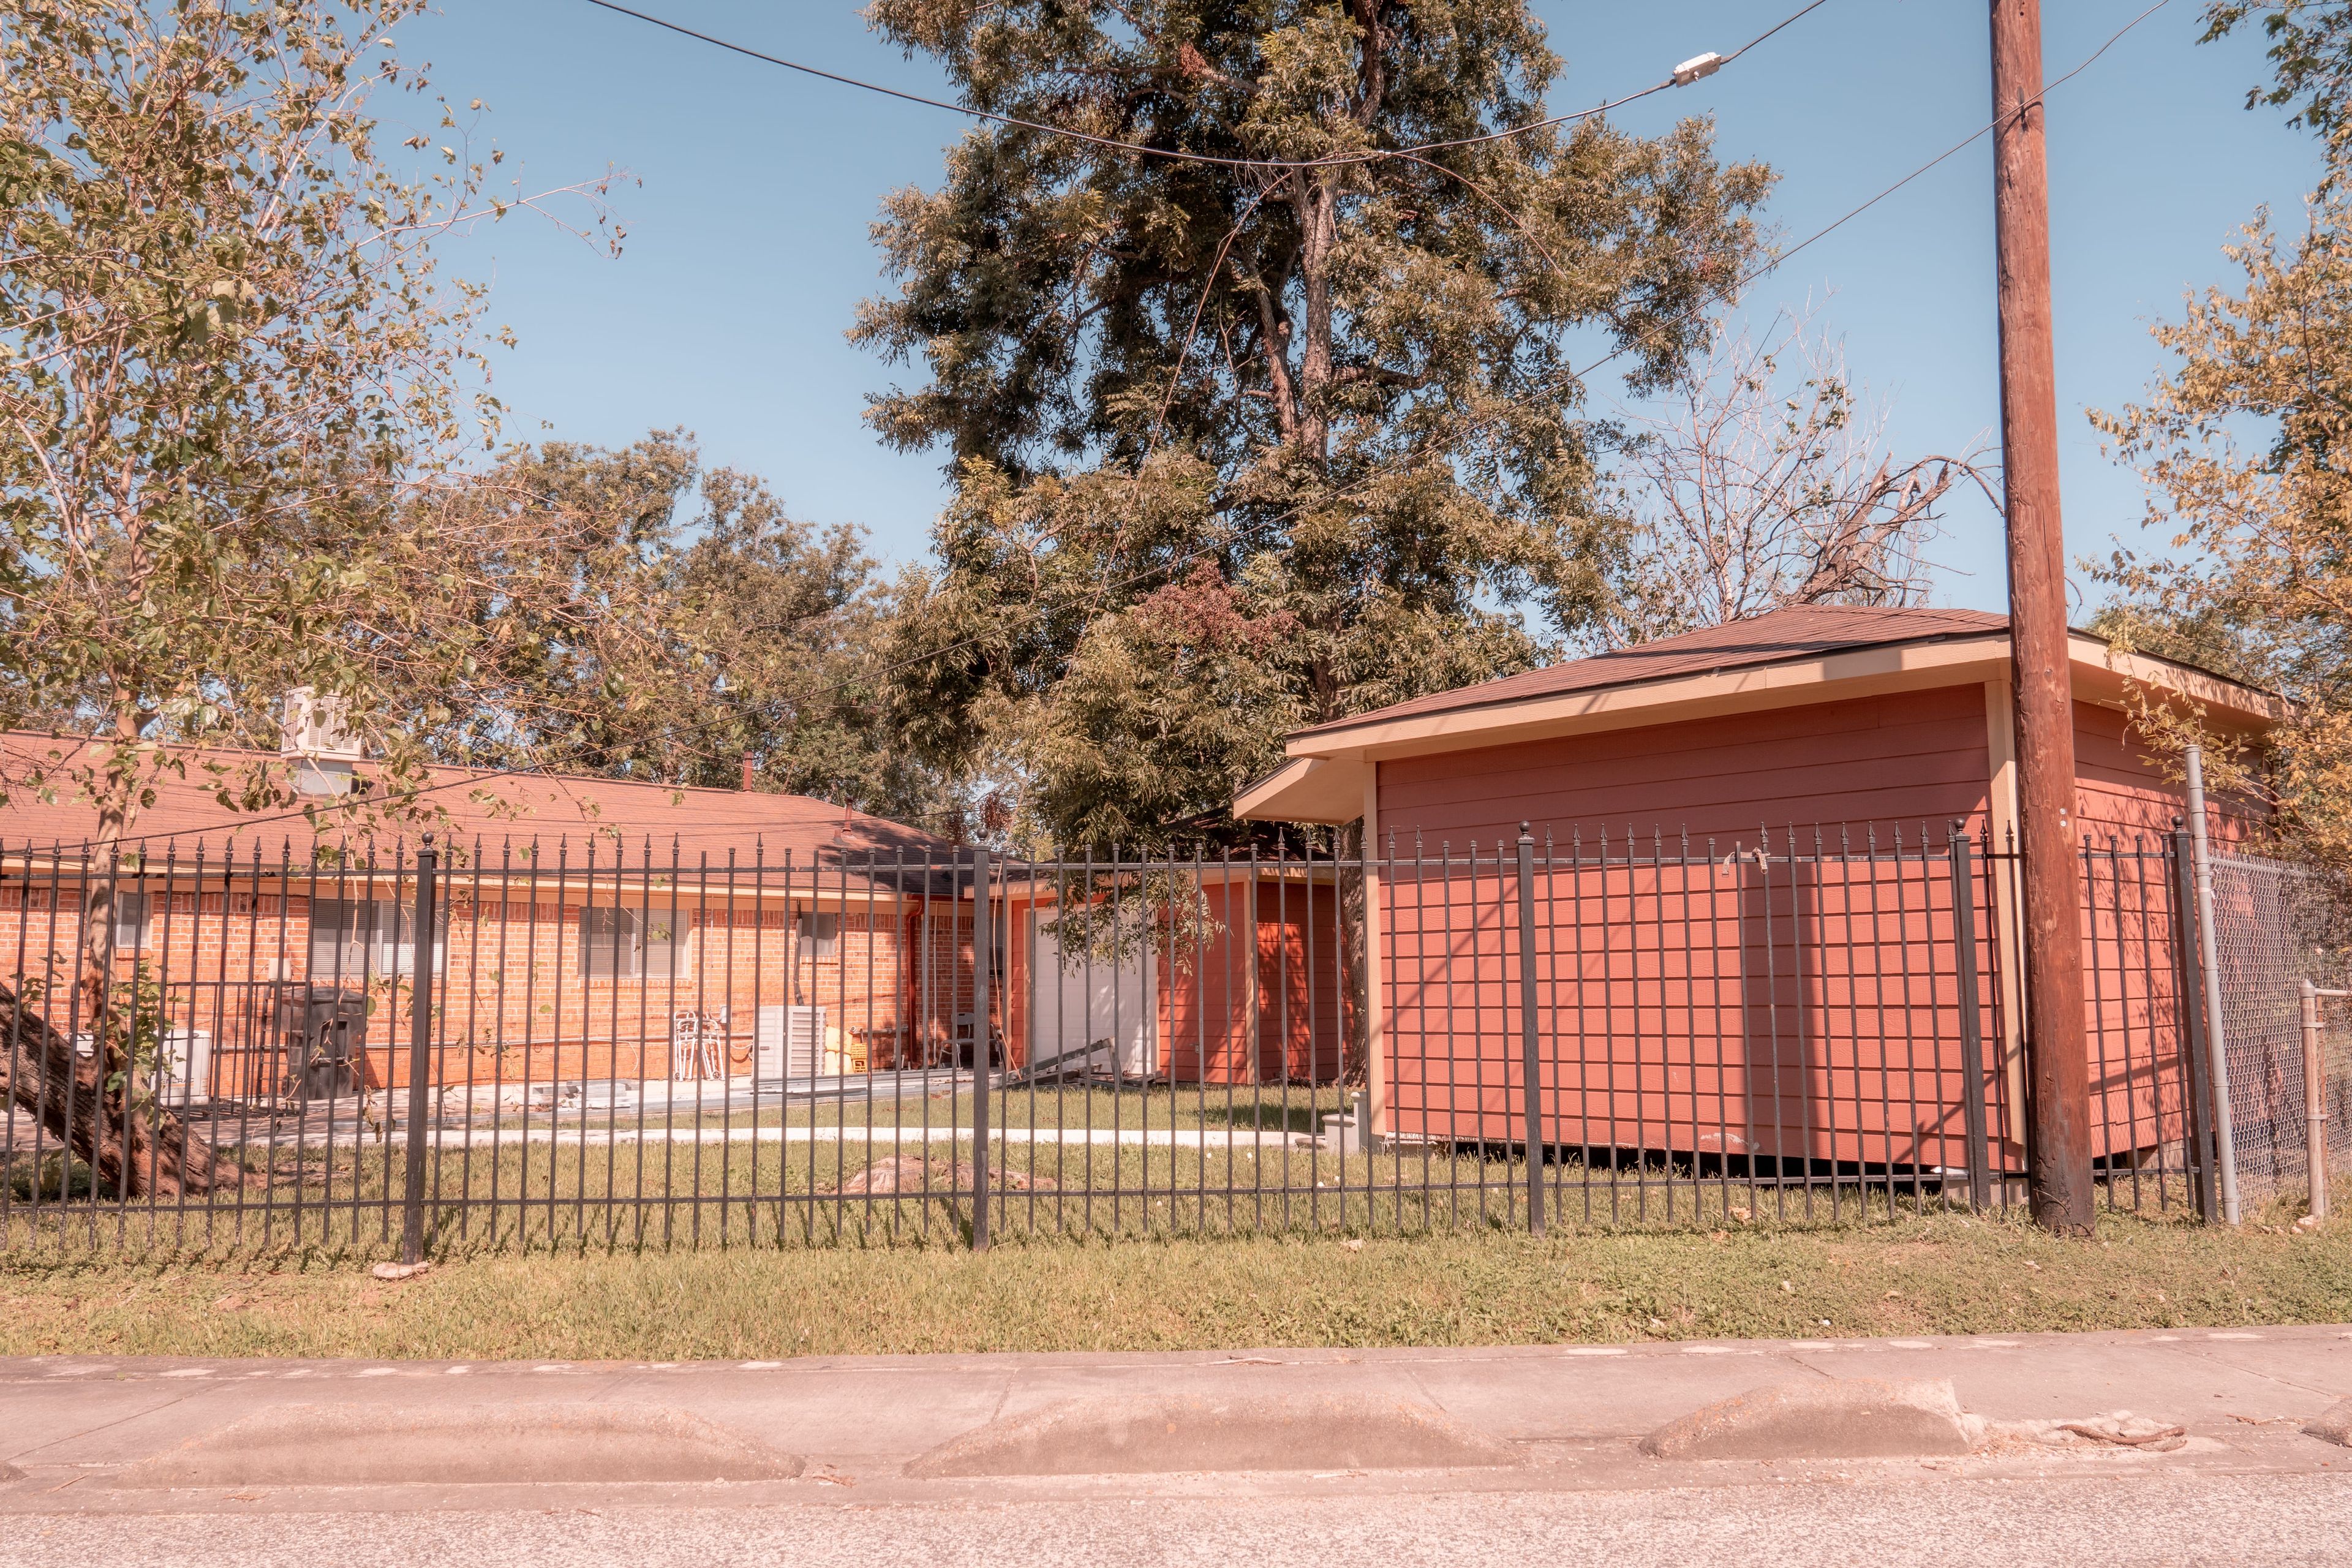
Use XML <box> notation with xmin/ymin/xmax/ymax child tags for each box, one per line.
<box><xmin>0</xmin><ymin>820</ymin><xmax>2249</xmax><ymax>1253</ymax></box>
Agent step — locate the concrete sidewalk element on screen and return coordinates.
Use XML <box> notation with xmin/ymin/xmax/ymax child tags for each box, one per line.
<box><xmin>4</xmin><ymin>1324</ymin><xmax>2350</xmax><ymax>1517</ymax></box>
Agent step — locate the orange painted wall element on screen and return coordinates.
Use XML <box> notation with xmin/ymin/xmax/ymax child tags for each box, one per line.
<box><xmin>1376</xmin><ymin>685</ymin><xmax>1997</xmax><ymax>853</ymax></box>
<box><xmin>1156</xmin><ymin>879</ymin><xmax>1346</xmax><ymax>1085</ymax></box>
<box><xmin>1000</xmin><ymin>878</ymin><xmax>1346</xmax><ymax>1084</ymax></box>
<box><xmin>1371</xmin><ymin>682</ymin><xmax>2215</xmax><ymax>1165</ymax></box>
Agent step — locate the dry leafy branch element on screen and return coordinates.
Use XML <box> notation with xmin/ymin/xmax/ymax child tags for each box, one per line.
<box><xmin>1597</xmin><ymin>308</ymin><xmax>1993</xmax><ymax>649</ymax></box>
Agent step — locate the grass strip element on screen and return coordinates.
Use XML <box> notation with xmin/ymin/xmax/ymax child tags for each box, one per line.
<box><xmin>2</xmin><ymin>1210</ymin><xmax>2346</xmax><ymax>1362</ymax></box>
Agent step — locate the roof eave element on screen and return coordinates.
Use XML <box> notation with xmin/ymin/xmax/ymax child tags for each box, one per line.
<box><xmin>1281</xmin><ymin>631</ymin><xmax>2286</xmax><ymax>766</ymax></box>
<box><xmin>1233</xmin><ymin>756</ymin><xmax>1370</xmax><ymax>824</ymax></box>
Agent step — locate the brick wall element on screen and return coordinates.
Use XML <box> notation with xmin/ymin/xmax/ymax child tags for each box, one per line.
<box><xmin>1</xmin><ymin>877</ymin><xmax>930</xmax><ymax>1095</ymax></box>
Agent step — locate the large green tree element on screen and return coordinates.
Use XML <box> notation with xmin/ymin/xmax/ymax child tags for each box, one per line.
<box><xmin>861</xmin><ymin>0</ymin><xmax>1771</xmax><ymax>848</ymax></box>
<box><xmin>412</xmin><ymin>431</ymin><xmax>957</xmax><ymax>827</ymax></box>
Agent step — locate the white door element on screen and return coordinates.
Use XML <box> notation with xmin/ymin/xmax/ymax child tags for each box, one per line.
<box><xmin>1028</xmin><ymin>910</ymin><xmax>1156</xmax><ymax>1077</ymax></box>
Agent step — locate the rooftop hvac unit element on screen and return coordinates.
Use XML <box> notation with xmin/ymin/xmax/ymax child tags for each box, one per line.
<box><xmin>280</xmin><ymin>686</ymin><xmax>363</xmax><ymax>796</ymax></box>
<box><xmin>753</xmin><ymin>1005</ymin><xmax>826</xmax><ymax>1083</ymax></box>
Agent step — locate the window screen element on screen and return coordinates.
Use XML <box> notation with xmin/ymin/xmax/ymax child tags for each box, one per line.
<box><xmin>110</xmin><ymin>892</ymin><xmax>151</xmax><ymax>951</ymax></box>
<box><xmin>799</xmin><ymin>911</ymin><xmax>840</xmax><ymax>958</ymax></box>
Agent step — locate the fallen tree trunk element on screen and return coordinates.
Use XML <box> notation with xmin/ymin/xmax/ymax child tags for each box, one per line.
<box><xmin>0</xmin><ymin>979</ymin><xmax>243</xmax><ymax>1198</ymax></box>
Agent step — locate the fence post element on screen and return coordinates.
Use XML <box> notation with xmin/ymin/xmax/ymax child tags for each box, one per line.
<box><xmin>400</xmin><ymin>835</ymin><xmax>439</xmax><ymax>1267</ymax></box>
<box><xmin>1515</xmin><ymin>824</ymin><xmax>1547</xmax><ymax>1237</ymax></box>
<box><xmin>1947</xmin><ymin>824</ymin><xmax>1992</xmax><ymax>1210</ymax></box>
<box><xmin>2185</xmin><ymin>745</ymin><xmax>2241</xmax><ymax>1224</ymax></box>
<box><xmin>2302</xmin><ymin>980</ymin><xmax>2329</xmax><ymax>1222</ymax></box>
<box><xmin>969</xmin><ymin>845</ymin><xmax>992</xmax><ymax>1252</ymax></box>
<box><xmin>2171</xmin><ymin>822</ymin><xmax>2218</xmax><ymax>1224</ymax></box>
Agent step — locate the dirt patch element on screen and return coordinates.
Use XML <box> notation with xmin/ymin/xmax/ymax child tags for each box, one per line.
<box><xmin>829</xmin><ymin>1155</ymin><xmax>1058</xmax><ymax>1195</ymax></box>
<box><xmin>2307</xmin><ymin>1397</ymin><xmax>2352</xmax><ymax>1448</ymax></box>
<box><xmin>1976</xmin><ymin>1412</ymin><xmax>2193</xmax><ymax>1457</ymax></box>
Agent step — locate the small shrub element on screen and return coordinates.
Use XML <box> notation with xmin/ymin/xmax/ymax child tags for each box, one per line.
<box><xmin>8</xmin><ymin>1152</ymin><xmax>99</xmax><ymax>1202</ymax></box>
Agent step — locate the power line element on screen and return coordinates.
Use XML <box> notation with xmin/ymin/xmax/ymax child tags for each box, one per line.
<box><xmin>573</xmin><ymin>0</ymin><xmax>1830</xmax><ymax>170</ymax></box>
<box><xmin>1401</xmin><ymin>1</ymin><xmax>1833</xmax><ymax>159</ymax></box>
<box><xmin>1547</xmin><ymin>1</ymin><xmax>2175</xmax><ymax>405</ymax></box>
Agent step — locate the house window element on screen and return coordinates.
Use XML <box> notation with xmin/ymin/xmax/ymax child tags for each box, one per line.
<box><xmin>110</xmin><ymin>893</ymin><xmax>151</xmax><ymax>951</ymax></box>
<box><xmin>309</xmin><ymin>898</ymin><xmax>442</xmax><ymax>979</ymax></box>
<box><xmin>578</xmin><ymin>905</ymin><xmax>685</xmax><ymax>979</ymax></box>
<box><xmin>798</xmin><ymin>911</ymin><xmax>840</xmax><ymax>959</ymax></box>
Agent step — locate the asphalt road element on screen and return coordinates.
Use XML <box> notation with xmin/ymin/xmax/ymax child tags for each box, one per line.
<box><xmin>9</xmin><ymin>1474</ymin><xmax>2351</xmax><ymax>1568</ymax></box>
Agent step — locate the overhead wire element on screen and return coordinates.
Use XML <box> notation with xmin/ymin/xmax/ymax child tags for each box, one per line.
<box><xmin>573</xmin><ymin>0</ymin><xmax>1829</xmax><ymax>168</ymax></box>
<box><xmin>1468</xmin><ymin>0</ymin><xmax>2178</xmax><ymax>447</ymax></box>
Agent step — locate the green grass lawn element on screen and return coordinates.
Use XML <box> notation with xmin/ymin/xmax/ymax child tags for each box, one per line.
<box><xmin>1</xmin><ymin>1207</ymin><xmax>2345</xmax><ymax>1362</ymax></box>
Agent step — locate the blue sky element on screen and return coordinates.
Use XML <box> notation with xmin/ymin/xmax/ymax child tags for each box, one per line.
<box><xmin>399</xmin><ymin>0</ymin><xmax>2318</xmax><ymax>612</ymax></box>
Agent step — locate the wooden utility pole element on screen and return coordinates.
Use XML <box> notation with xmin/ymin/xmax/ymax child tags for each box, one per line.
<box><xmin>1988</xmin><ymin>0</ymin><xmax>2093</xmax><ymax>1233</ymax></box>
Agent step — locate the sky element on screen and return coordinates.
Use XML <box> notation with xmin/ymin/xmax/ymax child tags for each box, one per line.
<box><xmin>397</xmin><ymin>0</ymin><xmax>2321</xmax><ymax>614</ymax></box>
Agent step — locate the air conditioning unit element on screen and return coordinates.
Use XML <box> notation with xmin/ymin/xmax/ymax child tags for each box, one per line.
<box><xmin>157</xmin><ymin>1028</ymin><xmax>213</xmax><ymax>1108</ymax></box>
<box><xmin>754</xmin><ymin>1005</ymin><xmax>826</xmax><ymax>1082</ymax></box>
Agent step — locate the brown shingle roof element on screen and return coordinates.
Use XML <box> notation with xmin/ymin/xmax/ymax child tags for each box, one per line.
<box><xmin>0</xmin><ymin>731</ymin><xmax>952</xmax><ymax>865</ymax></box>
<box><xmin>1295</xmin><ymin>605</ymin><xmax>2012</xmax><ymax>739</ymax></box>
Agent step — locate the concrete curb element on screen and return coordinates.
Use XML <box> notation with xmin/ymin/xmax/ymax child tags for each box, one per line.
<box><xmin>111</xmin><ymin>1403</ymin><xmax>804</xmax><ymax>1488</ymax></box>
<box><xmin>908</xmin><ymin>1393</ymin><xmax>1523</xmax><ymax>1477</ymax></box>
<box><xmin>2304</xmin><ymin>1397</ymin><xmax>2352</xmax><ymax>1448</ymax></box>
<box><xmin>1640</xmin><ymin>1378</ymin><xmax>1981</xmax><ymax>1460</ymax></box>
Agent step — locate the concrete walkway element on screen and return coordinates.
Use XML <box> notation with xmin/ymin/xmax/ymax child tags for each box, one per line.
<box><xmin>390</xmin><ymin>1122</ymin><xmax>1319</xmax><ymax>1150</ymax></box>
<box><xmin>4</xmin><ymin>1324</ymin><xmax>2349</xmax><ymax>1516</ymax></box>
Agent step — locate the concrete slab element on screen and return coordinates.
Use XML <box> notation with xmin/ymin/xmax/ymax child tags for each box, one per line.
<box><xmin>0</xmin><ymin>1325</ymin><xmax>2347</xmax><ymax>1514</ymax></box>
<box><xmin>1405</xmin><ymin>1346</ymin><xmax>1822</xmax><ymax>1441</ymax></box>
<box><xmin>2158</xmin><ymin>1330</ymin><xmax>2352</xmax><ymax>1401</ymax></box>
<box><xmin>591</xmin><ymin>1364</ymin><xmax>1014</xmax><ymax>1460</ymax></box>
<box><xmin>2</xmin><ymin>1382</ymin><xmax>256</xmax><ymax>1469</ymax></box>
<box><xmin>0</xmin><ymin>1381</ymin><xmax>222</xmax><ymax>1465</ymax></box>
<box><xmin>1784</xmin><ymin>1332</ymin><xmax>2340</xmax><ymax>1425</ymax></box>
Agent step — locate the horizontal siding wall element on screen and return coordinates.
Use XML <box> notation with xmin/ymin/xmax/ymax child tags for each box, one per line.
<box><xmin>1132</xmin><ymin>880</ymin><xmax>1350</xmax><ymax>1085</ymax></box>
<box><xmin>1376</xmin><ymin>685</ymin><xmax>1996</xmax><ymax>853</ymax></box>
<box><xmin>1366</xmin><ymin>683</ymin><xmax>2207</xmax><ymax>1168</ymax></box>
<box><xmin>2073</xmin><ymin>699</ymin><xmax>2264</xmax><ymax>845</ymax></box>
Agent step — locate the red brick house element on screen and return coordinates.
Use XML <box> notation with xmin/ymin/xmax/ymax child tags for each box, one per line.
<box><xmin>1</xmin><ymin>733</ymin><xmax>1348</xmax><ymax>1104</ymax></box>
<box><xmin>0</xmin><ymin>733</ymin><xmax>973</xmax><ymax>1102</ymax></box>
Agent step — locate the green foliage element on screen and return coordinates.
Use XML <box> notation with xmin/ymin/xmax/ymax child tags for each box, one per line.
<box><xmin>861</xmin><ymin>1</ymin><xmax>1771</xmax><ymax>845</ymax></box>
<box><xmin>0</xmin><ymin>0</ymin><xmax>617</xmax><ymax>840</ymax></box>
<box><xmin>413</xmin><ymin>430</ymin><xmax>959</xmax><ymax>825</ymax></box>
<box><xmin>2090</xmin><ymin>17</ymin><xmax>2352</xmax><ymax>863</ymax></box>
<box><xmin>2206</xmin><ymin>1</ymin><xmax>2352</xmax><ymax>181</ymax></box>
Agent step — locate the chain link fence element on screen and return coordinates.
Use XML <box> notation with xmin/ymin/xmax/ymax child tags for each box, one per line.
<box><xmin>2207</xmin><ymin>852</ymin><xmax>2352</xmax><ymax>1212</ymax></box>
